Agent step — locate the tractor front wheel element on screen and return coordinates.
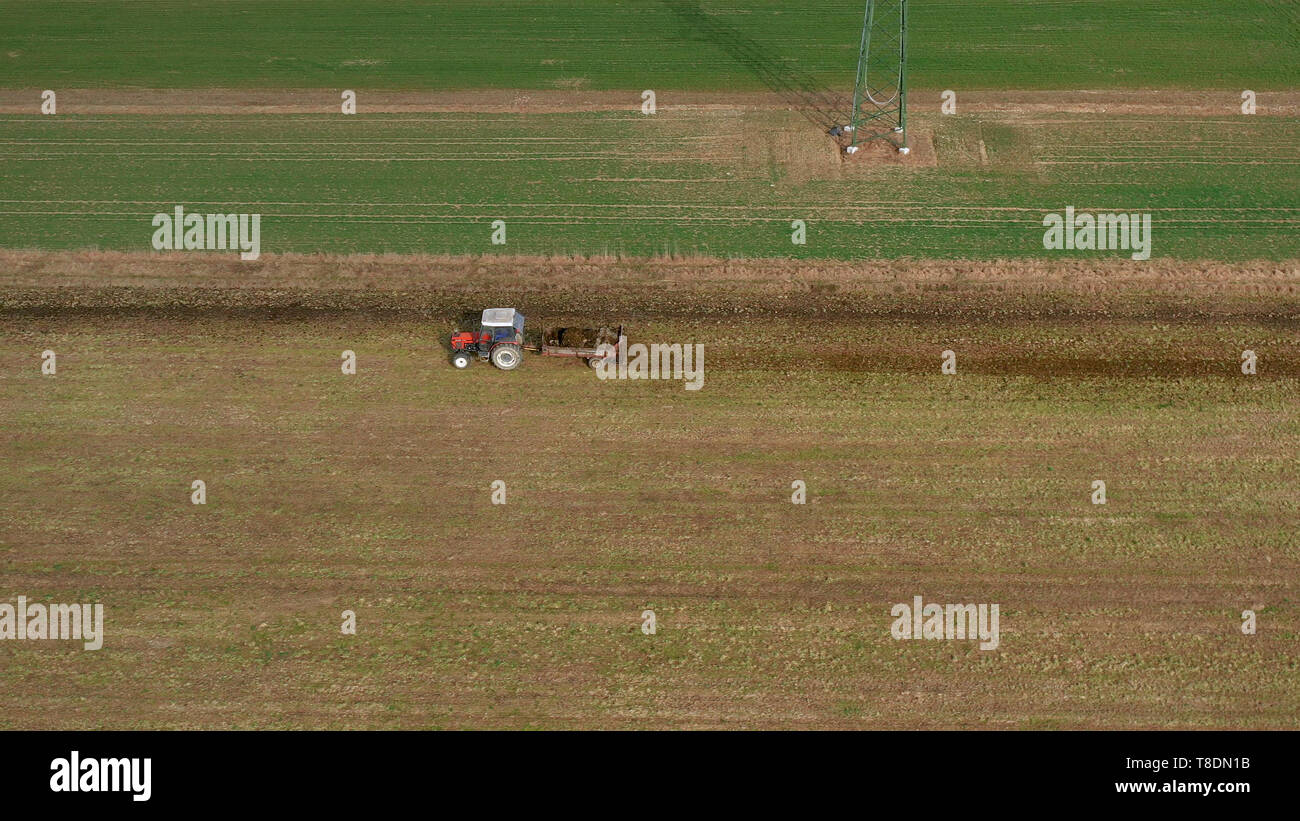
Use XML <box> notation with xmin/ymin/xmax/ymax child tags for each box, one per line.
<box><xmin>451</xmin><ymin>351</ymin><xmax>472</xmax><ymax>369</ymax></box>
<box><xmin>491</xmin><ymin>344</ymin><xmax>522</xmax><ymax>371</ymax></box>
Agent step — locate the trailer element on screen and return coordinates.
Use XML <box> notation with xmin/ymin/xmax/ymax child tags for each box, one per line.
<box><xmin>450</xmin><ymin>309</ymin><xmax>621</xmax><ymax>370</ymax></box>
<box><xmin>527</xmin><ymin>324</ymin><xmax>623</xmax><ymax>369</ymax></box>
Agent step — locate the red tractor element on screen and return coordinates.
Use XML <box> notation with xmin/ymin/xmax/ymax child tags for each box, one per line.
<box><xmin>449</xmin><ymin>308</ymin><xmax>525</xmax><ymax>370</ymax></box>
<box><xmin>451</xmin><ymin>307</ymin><xmax>622</xmax><ymax>371</ymax></box>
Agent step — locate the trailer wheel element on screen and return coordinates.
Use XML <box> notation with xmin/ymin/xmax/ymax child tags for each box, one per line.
<box><xmin>451</xmin><ymin>352</ymin><xmax>472</xmax><ymax>369</ymax></box>
<box><xmin>587</xmin><ymin>356</ymin><xmax>606</xmax><ymax>369</ymax></box>
<box><xmin>491</xmin><ymin>344</ymin><xmax>522</xmax><ymax>371</ymax></box>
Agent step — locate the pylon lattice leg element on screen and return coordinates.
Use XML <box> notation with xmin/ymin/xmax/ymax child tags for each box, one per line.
<box><xmin>849</xmin><ymin>0</ymin><xmax>907</xmax><ymax>152</ymax></box>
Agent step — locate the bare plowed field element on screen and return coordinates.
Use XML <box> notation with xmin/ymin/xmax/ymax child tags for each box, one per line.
<box><xmin>1</xmin><ymin>253</ymin><xmax>1296</xmax><ymax>729</ymax></box>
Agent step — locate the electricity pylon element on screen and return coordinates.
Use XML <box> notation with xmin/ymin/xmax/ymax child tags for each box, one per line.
<box><xmin>844</xmin><ymin>0</ymin><xmax>908</xmax><ymax>154</ymax></box>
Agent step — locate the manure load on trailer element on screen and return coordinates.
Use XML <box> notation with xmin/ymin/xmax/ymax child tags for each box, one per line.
<box><xmin>547</xmin><ymin>327</ymin><xmax>613</xmax><ymax>348</ymax></box>
<box><xmin>531</xmin><ymin>324</ymin><xmax>622</xmax><ymax>368</ymax></box>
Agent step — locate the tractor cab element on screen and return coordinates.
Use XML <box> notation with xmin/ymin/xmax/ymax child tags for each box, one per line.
<box><xmin>450</xmin><ymin>308</ymin><xmax>525</xmax><ymax>370</ymax></box>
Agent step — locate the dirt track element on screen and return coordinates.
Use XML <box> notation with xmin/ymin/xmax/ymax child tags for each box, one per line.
<box><xmin>2</xmin><ymin>88</ymin><xmax>1297</xmax><ymax>116</ymax></box>
<box><xmin>3</xmin><ymin>250</ymin><xmax>1298</xmax><ymax>323</ymax></box>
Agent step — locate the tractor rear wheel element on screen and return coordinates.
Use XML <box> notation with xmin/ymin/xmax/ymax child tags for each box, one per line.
<box><xmin>451</xmin><ymin>351</ymin><xmax>472</xmax><ymax>369</ymax></box>
<box><xmin>491</xmin><ymin>344</ymin><xmax>522</xmax><ymax>371</ymax></box>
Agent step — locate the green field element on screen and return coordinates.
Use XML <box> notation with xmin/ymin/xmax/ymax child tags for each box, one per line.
<box><xmin>2</xmin><ymin>110</ymin><xmax>1296</xmax><ymax>258</ymax></box>
<box><xmin>1</xmin><ymin>0</ymin><xmax>1295</xmax><ymax>90</ymax></box>
<box><xmin>2</xmin><ymin>0</ymin><xmax>1297</xmax><ymax>261</ymax></box>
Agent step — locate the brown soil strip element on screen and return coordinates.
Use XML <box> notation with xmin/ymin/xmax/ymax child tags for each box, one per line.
<box><xmin>837</xmin><ymin>129</ymin><xmax>938</xmax><ymax>169</ymax></box>
<box><xmin>1</xmin><ymin>250</ymin><xmax>1297</xmax><ymax>323</ymax></box>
